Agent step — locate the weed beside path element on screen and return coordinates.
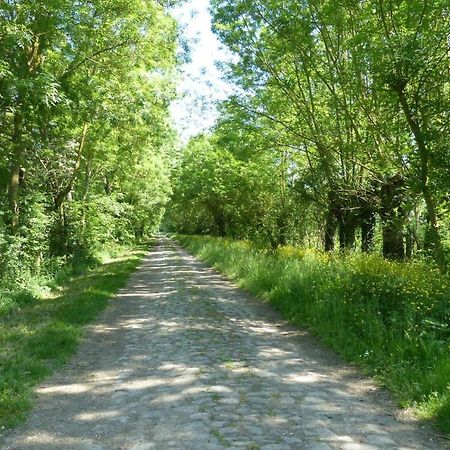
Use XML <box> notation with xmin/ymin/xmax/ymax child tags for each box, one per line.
<box><xmin>177</xmin><ymin>234</ymin><xmax>450</xmax><ymax>436</ymax></box>
<box><xmin>0</xmin><ymin>245</ymin><xmax>147</xmax><ymax>428</ymax></box>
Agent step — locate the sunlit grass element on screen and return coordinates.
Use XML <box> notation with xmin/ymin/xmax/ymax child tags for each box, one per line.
<box><xmin>0</xmin><ymin>245</ymin><xmax>147</xmax><ymax>428</ymax></box>
<box><xmin>178</xmin><ymin>234</ymin><xmax>450</xmax><ymax>435</ymax></box>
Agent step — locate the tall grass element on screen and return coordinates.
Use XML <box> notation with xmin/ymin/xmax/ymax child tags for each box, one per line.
<box><xmin>178</xmin><ymin>235</ymin><xmax>450</xmax><ymax>434</ymax></box>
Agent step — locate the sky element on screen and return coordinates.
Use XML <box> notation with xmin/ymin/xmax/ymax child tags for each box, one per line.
<box><xmin>169</xmin><ymin>0</ymin><xmax>236</xmax><ymax>143</ymax></box>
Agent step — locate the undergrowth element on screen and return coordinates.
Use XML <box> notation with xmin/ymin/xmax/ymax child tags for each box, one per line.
<box><xmin>178</xmin><ymin>235</ymin><xmax>450</xmax><ymax>435</ymax></box>
<box><xmin>0</xmin><ymin>244</ymin><xmax>147</xmax><ymax>428</ymax></box>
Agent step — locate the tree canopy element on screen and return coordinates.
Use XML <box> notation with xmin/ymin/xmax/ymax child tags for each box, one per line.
<box><xmin>169</xmin><ymin>0</ymin><xmax>450</xmax><ymax>272</ymax></box>
<box><xmin>0</xmin><ymin>0</ymin><xmax>178</xmax><ymax>284</ymax></box>
<box><xmin>1</xmin><ymin>0</ymin><xmax>449</xmax><ymax>285</ymax></box>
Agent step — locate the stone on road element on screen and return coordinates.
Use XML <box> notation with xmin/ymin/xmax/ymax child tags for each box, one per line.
<box><xmin>0</xmin><ymin>237</ymin><xmax>446</xmax><ymax>449</ymax></box>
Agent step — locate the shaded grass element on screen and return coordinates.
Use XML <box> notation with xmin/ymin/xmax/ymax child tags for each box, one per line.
<box><xmin>0</xmin><ymin>245</ymin><xmax>147</xmax><ymax>428</ymax></box>
<box><xmin>178</xmin><ymin>235</ymin><xmax>450</xmax><ymax>435</ymax></box>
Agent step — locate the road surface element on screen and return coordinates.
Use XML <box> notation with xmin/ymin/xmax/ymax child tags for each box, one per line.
<box><xmin>0</xmin><ymin>237</ymin><xmax>445</xmax><ymax>449</ymax></box>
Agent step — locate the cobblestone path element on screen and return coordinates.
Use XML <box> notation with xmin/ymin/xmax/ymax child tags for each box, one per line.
<box><xmin>0</xmin><ymin>237</ymin><xmax>446</xmax><ymax>450</ymax></box>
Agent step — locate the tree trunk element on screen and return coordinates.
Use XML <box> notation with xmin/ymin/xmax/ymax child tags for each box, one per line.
<box><xmin>7</xmin><ymin>112</ymin><xmax>23</xmax><ymax>234</ymax></box>
<box><xmin>379</xmin><ymin>174</ymin><xmax>405</xmax><ymax>260</ymax></box>
<box><xmin>359</xmin><ymin>197</ymin><xmax>376</xmax><ymax>253</ymax></box>
<box><xmin>338</xmin><ymin>211</ymin><xmax>356</xmax><ymax>251</ymax></box>
<box><xmin>405</xmin><ymin>226</ymin><xmax>414</xmax><ymax>259</ymax></box>
<box><xmin>8</xmin><ymin>166</ymin><xmax>21</xmax><ymax>234</ymax></box>
<box><xmin>360</xmin><ymin>211</ymin><xmax>375</xmax><ymax>253</ymax></box>
<box><xmin>324</xmin><ymin>192</ymin><xmax>337</xmax><ymax>251</ymax></box>
<box><xmin>52</xmin><ymin>123</ymin><xmax>88</xmax><ymax>256</ymax></box>
<box><xmin>396</xmin><ymin>88</ymin><xmax>446</xmax><ymax>272</ymax></box>
<box><xmin>382</xmin><ymin>217</ymin><xmax>404</xmax><ymax>259</ymax></box>
<box><xmin>80</xmin><ymin>145</ymin><xmax>94</xmax><ymax>234</ymax></box>
<box><xmin>54</xmin><ymin>123</ymin><xmax>88</xmax><ymax>210</ymax></box>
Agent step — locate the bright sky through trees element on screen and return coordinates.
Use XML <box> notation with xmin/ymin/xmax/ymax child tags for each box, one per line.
<box><xmin>170</xmin><ymin>0</ymin><xmax>235</xmax><ymax>142</ymax></box>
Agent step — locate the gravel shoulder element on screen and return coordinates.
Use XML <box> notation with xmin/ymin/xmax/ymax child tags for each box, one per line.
<box><xmin>0</xmin><ymin>236</ymin><xmax>447</xmax><ymax>450</ymax></box>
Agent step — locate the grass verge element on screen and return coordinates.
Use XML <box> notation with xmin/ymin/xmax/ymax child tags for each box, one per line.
<box><xmin>177</xmin><ymin>234</ymin><xmax>450</xmax><ymax>435</ymax></box>
<box><xmin>0</xmin><ymin>244</ymin><xmax>147</xmax><ymax>428</ymax></box>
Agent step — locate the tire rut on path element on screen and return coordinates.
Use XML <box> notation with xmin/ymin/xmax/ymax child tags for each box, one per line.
<box><xmin>0</xmin><ymin>236</ymin><xmax>446</xmax><ymax>450</ymax></box>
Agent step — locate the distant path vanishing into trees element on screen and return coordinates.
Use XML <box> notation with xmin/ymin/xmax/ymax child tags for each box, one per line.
<box><xmin>0</xmin><ymin>236</ymin><xmax>446</xmax><ymax>449</ymax></box>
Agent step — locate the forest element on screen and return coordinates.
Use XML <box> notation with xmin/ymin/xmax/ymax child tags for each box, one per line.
<box><xmin>0</xmin><ymin>0</ymin><xmax>449</xmax><ymax>435</ymax></box>
<box><xmin>0</xmin><ymin>0</ymin><xmax>177</xmax><ymax>292</ymax></box>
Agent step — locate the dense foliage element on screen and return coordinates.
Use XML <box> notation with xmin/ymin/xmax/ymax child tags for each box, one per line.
<box><xmin>168</xmin><ymin>0</ymin><xmax>450</xmax><ymax>272</ymax></box>
<box><xmin>0</xmin><ymin>0</ymin><xmax>177</xmax><ymax>300</ymax></box>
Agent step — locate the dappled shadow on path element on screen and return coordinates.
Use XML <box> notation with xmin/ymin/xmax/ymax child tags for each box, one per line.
<box><xmin>0</xmin><ymin>237</ymin><xmax>445</xmax><ymax>450</ymax></box>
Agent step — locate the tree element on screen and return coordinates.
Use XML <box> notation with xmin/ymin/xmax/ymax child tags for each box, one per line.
<box><xmin>0</xmin><ymin>0</ymin><xmax>179</xmax><ymax>283</ymax></box>
<box><xmin>205</xmin><ymin>0</ymin><xmax>449</xmax><ymax>269</ymax></box>
<box><xmin>367</xmin><ymin>0</ymin><xmax>449</xmax><ymax>270</ymax></box>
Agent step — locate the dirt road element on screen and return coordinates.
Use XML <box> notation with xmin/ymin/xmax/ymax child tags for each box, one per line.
<box><xmin>0</xmin><ymin>237</ymin><xmax>446</xmax><ymax>449</ymax></box>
